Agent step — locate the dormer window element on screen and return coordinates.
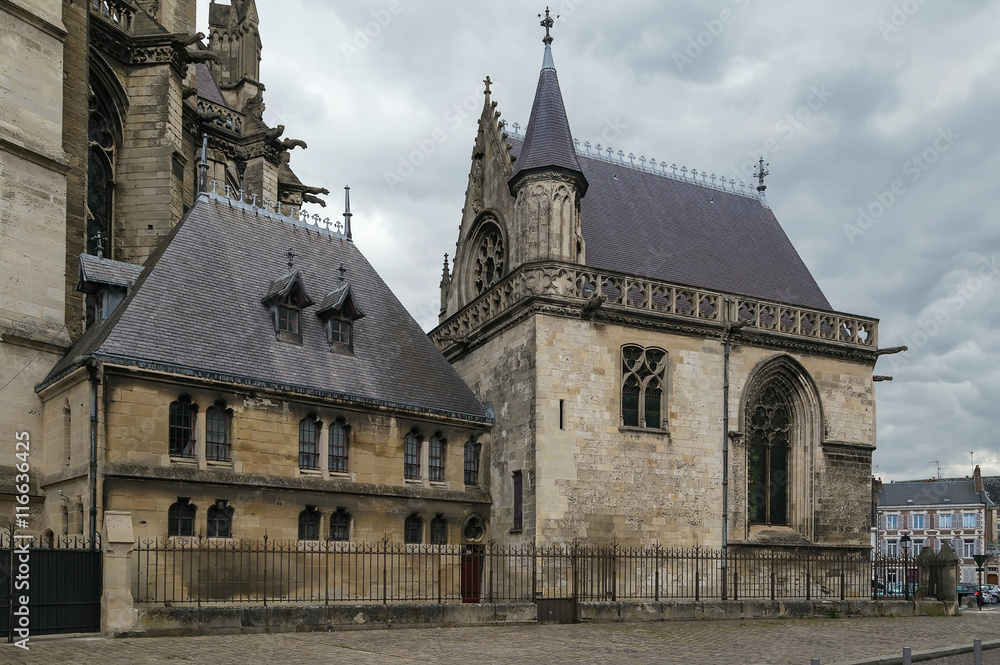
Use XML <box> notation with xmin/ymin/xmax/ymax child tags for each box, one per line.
<box><xmin>76</xmin><ymin>253</ymin><xmax>143</xmax><ymax>330</ymax></box>
<box><xmin>261</xmin><ymin>268</ymin><xmax>314</xmax><ymax>344</ymax></box>
<box><xmin>316</xmin><ymin>283</ymin><xmax>365</xmax><ymax>352</ymax></box>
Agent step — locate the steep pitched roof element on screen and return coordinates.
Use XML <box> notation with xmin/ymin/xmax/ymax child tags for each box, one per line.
<box><xmin>509</xmin><ymin>43</ymin><xmax>586</xmax><ymax>194</ymax></box>
<box><xmin>880</xmin><ymin>479</ymin><xmax>995</xmax><ymax>507</ymax></box>
<box><xmin>77</xmin><ymin>254</ymin><xmax>144</xmax><ymax>292</ymax></box>
<box><xmin>194</xmin><ymin>63</ymin><xmax>227</xmax><ymax>106</ymax></box>
<box><xmin>42</xmin><ymin>193</ymin><xmax>491</xmax><ymax>422</ymax></box>
<box><xmin>508</xmin><ymin>138</ymin><xmax>831</xmax><ymax>310</ymax></box>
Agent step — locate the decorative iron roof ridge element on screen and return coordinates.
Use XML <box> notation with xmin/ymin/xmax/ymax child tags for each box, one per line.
<box><xmin>201</xmin><ymin>181</ymin><xmax>350</xmax><ymax>239</ymax></box>
<box><xmin>91</xmin><ymin>353</ymin><xmax>494</xmax><ymax>425</ymax></box>
<box><xmin>505</xmin><ymin>124</ymin><xmax>768</xmax><ymax>207</ymax></box>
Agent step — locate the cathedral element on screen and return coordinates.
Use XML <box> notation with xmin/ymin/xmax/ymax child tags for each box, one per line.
<box><xmin>2</xmin><ymin>2</ymin><xmax>879</xmax><ymax>559</ymax></box>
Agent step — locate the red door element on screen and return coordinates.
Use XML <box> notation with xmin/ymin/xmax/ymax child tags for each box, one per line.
<box><xmin>461</xmin><ymin>545</ymin><xmax>483</xmax><ymax>603</ymax></box>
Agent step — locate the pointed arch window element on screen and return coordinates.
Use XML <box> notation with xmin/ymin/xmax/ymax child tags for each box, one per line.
<box><xmin>469</xmin><ymin>220</ymin><xmax>506</xmax><ymax>296</ymax></box>
<box><xmin>621</xmin><ymin>345</ymin><xmax>667</xmax><ymax>429</ymax></box>
<box><xmin>298</xmin><ymin>506</ymin><xmax>321</xmax><ymax>541</ymax></box>
<box><xmin>168</xmin><ymin>498</ymin><xmax>196</xmax><ymax>537</ymax></box>
<box><xmin>169</xmin><ymin>395</ymin><xmax>197</xmax><ymax>457</ymax></box>
<box><xmin>747</xmin><ymin>386</ymin><xmax>791</xmax><ymax>526</ymax></box>
<box><xmin>206</xmin><ymin>400</ymin><xmax>232</xmax><ymax>462</ymax></box>
<box><xmin>328</xmin><ymin>419</ymin><xmax>349</xmax><ymax>473</ymax></box>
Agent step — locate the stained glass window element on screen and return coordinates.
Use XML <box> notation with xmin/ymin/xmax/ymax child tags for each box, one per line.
<box><xmin>621</xmin><ymin>345</ymin><xmax>667</xmax><ymax>428</ymax></box>
<box><xmin>747</xmin><ymin>386</ymin><xmax>790</xmax><ymax>525</ymax></box>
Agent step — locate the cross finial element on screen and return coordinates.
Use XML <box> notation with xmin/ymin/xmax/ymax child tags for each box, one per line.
<box><xmin>286</xmin><ymin>248</ymin><xmax>296</xmax><ymax>269</ymax></box>
<box><xmin>337</xmin><ymin>264</ymin><xmax>347</xmax><ymax>283</ymax></box>
<box><xmin>91</xmin><ymin>231</ymin><xmax>104</xmax><ymax>259</ymax></box>
<box><xmin>754</xmin><ymin>157</ymin><xmax>770</xmax><ymax>193</ymax></box>
<box><xmin>483</xmin><ymin>76</ymin><xmax>492</xmax><ymax>97</ymax></box>
<box><xmin>539</xmin><ymin>7</ymin><xmax>557</xmax><ymax>45</ymax></box>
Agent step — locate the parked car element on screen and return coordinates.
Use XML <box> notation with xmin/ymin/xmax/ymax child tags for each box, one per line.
<box><xmin>979</xmin><ymin>584</ymin><xmax>1000</xmax><ymax>603</ymax></box>
<box><xmin>956</xmin><ymin>583</ymin><xmax>984</xmax><ymax>603</ymax></box>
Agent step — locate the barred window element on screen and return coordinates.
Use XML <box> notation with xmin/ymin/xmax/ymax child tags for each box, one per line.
<box><xmin>404</xmin><ymin>430</ymin><xmax>421</xmax><ymax>480</ymax></box>
<box><xmin>329</xmin><ymin>420</ymin><xmax>348</xmax><ymax>473</ymax></box>
<box><xmin>206</xmin><ymin>400</ymin><xmax>232</xmax><ymax>461</ymax></box>
<box><xmin>430</xmin><ymin>515</ymin><xmax>447</xmax><ymax>545</ymax></box>
<box><xmin>207</xmin><ymin>500</ymin><xmax>233</xmax><ymax>538</ymax></box>
<box><xmin>404</xmin><ymin>514</ymin><xmax>422</xmax><ymax>544</ymax></box>
<box><xmin>169</xmin><ymin>395</ymin><xmax>196</xmax><ymax>457</ymax></box>
<box><xmin>464</xmin><ymin>440</ymin><xmax>481</xmax><ymax>485</ymax></box>
<box><xmin>747</xmin><ymin>386</ymin><xmax>790</xmax><ymax>526</ymax></box>
<box><xmin>429</xmin><ymin>434</ymin><xmax>445</xmax><ymax>482</ymax></box>
<box><xmin>299</xmin><ymin>416</ymin><xmax>320</xmax><ymax>469</ymax></box>
<box><xmin>621</xmin><ymin>345</ymin><xmax>666</xmax><ymax>428</ymax></box>
<box><xmin>298</xmin><ymin>506</ymin><xmax>320</xmax><ymax>541</ymax></box>
<box><xmin>330</xmin><ymin>508</ymin><xmax>351</xmax><ymax>542</ymax></box>
<box><xmin>168</xmin><ymin>498</ymin><xmax>196</xmax><ymax>537</ymax></box>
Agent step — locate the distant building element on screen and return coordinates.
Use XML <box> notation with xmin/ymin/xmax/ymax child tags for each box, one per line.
<box><xmin>877</xmin><ymin>466</ymin><xmax>998</xmax><ymax>584</ymax></box>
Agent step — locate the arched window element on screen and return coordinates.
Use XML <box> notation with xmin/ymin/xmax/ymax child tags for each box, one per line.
<box><xmin>330</xmin><ymin>508</ymin><xmax>351</xmax><ymax>542</ymax></box>
<box><xmin>747</xmin><ymin>386</ymin><xmax>791</xmax><ymax>526</ymax></box>
<box><xmin>404</xmin><ymin>514</ymin><xmax>423</xmax><ymax>544</ymax></box>
<box><xmin>206</xmin><ymin>400</ymin><xmax>232</xmax><ymax>461</ymax></box>
<box><xmin>430</xmin><ymin>515</ymin><xmax>448</xmax><ymax>545</ymax></box>
<box><xmin>207</xmin><ymin>499</ymin><xmax>233</xmax><ymax>538</ymax></box>
<box><xmin>428</xmin><ymin>434</ymin><xmax>445</xmax><ymax>482</ymax></box>
<box><xmin>298</xmin><ymin>506</ymin><xmax>320</xmax><ymax>541</ymax></box>
<box><xmin>168</xmin><ymin>498</ymin><xmax>196</xmax><ymax>537</ymax></box>
<box><xmin>470</xmin><ymin>221</ymin><xmax>506</xmax><ymax>296</ymax></box>
<box><xmin>621</xmin><ymin>346</ymin><xmax>667</xmax><ymax>428</ymax></box>
<box><xmin>464</xmin><ymin>440</ymin><xmax>482</xmax><ymax>485</ymax></box>
<box><xmin>329</xmin><ymin>420</ymin><xmax>348</xmax><ymax>473</ymax></box>
<box><xmin>299</xmin><ymin>416</ymin><xmax>320</xmax><ymax>469</ymax></box>
<box><xmin>404</xmin><ymin>430</ymin><xmax>422</xmax><ymax>480</ymax></box>
<box><xmin>169</xmin><ymin>396</ymin><xmax>196</xmax><ymax>457</ymax></box>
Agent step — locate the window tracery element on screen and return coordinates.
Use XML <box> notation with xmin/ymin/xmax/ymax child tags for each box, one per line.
<box><xmin>747</xmin><ymin>386</ymin><xmax>790</xmax><ymax>526</ymax></box>
<box><xmin>620</xmin><ymin>345</ymin><xmax>666</xmax><ymax>429</ymax></box>
<box><xmin>471</xmin><ymin>222</ymin><xmax>505</xmax><ymax>295</ymax></box>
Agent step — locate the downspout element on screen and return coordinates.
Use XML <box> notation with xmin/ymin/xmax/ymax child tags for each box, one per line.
<box><xmin>722</xmin><ymin>320</ymin><xmax>746</xmax><ymax>570</ymax></box>
<box><xmin>87</xmin><ymin>359</ymin><xmax>100</xmax><ymax>548</ymax></box>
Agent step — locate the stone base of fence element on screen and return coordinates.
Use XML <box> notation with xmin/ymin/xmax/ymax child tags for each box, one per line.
<box><xmin>108</xmin><ymin>598</ymin><xmax>955</xmax><ymax>638</ymax></box>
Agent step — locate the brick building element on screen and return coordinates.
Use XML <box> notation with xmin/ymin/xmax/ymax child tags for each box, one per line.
<box><xmin>877</xmin><ymin>467</ymin><xmax>999</xmax><ymax>584</ymax></box>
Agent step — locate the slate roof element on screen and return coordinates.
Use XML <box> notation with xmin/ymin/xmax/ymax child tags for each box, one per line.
<box><xmin>509</xmin><ymin>44</ymin><xmax>586</xmax><ymax>192</ymax></box>
<box><xmin>194</xmin><ymin>63</ymin><xmax>227</xmax><ymax>107</ymax></box>
<box><xmin>508</xmin><ymin>138</ymin><xmax>832</xmax><ymax>311</ymax></box>
<box><xmin>77</xmin><ymin>254</ymin><xmax>144</xmax><ymax>292</ymax></box>
<box><xmin>42</xmin><ymin>194</ymin><xmax>491</xmax><ymax>422</ymax></box>
<box><xmin>984</xmin><ymin>476</ymin><xmax>1000</xmax><ymax>506</ymax></box>
<box><xmin>879</xmin><ymin>480</ymin><xmax>995</xmax><ymax>508</ymax></box>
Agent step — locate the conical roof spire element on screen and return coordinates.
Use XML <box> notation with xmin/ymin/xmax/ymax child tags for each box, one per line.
<box><xmin>509</xmin><ymin>8</ymin><xmax>587</xmax><ymax>196</ymax></box>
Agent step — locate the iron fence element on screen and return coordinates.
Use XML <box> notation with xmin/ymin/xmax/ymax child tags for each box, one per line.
<box><xmin>133</xmin><ymin>539</ymin><xmax>892</xmax><ymax>606</ymax></box>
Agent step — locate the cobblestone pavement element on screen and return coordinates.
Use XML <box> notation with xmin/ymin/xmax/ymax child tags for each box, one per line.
<box><xmin>1</xmin><ymin>613</ymin><xmax>998</xmax><ymax>665</ymax></box>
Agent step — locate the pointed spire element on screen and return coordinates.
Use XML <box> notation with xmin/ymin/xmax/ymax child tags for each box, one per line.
<box><xmin>508</xmin><ymin>10</ymin><xmax>587</xmax><ymax>196</ymax></box>
<box><xmin>342</xmin><ymin>186</ymin><xmax>353</xmax><ymax>240</ymax></box>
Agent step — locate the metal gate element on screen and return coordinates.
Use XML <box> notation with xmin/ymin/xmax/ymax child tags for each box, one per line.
<box><xmin>1</xmin><ymin>532</ymin><xmax>102</xmax><ymax>637</ymax></box>
<box><xmin>536</xmin><ymin>548</ymin><xmax>578</xmax><ymax>623</ymax></box>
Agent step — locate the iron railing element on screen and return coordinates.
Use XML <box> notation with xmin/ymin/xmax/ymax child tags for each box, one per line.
<box><xmin>133</xmin><ymin>539</ymin><xmax>890</xmax><ymax>606</ymax></box>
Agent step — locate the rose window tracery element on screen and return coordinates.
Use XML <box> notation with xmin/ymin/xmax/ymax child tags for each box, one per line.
<box><xmin>473</xmin><ymin>229</ymin><xmax>505</xmax><ymax>295</ymax></box>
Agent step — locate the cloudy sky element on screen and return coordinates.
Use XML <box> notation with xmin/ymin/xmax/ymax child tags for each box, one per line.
<box><xmin>197</xmin><ymin>1</ymin><xmax>1000</xmax><ymax>482</ymax></box>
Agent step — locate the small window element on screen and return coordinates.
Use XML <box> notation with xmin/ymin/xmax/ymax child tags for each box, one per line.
<box><xmin>329</xmin><ymin>420</ymin><xmax>348</xmax><ymax>473</ymax></box>
<box><xmin>207</xmin><ymin>500</ymin><xmax>233</xmax><ymax>538</ymax></box>
<box><xmin>912</xmin><ymin>539</ymin><xmax>924</xmax><ymax>556</ymax></box>
<box><xmin>464</xmin><ymin>440</ymin><xmax>481</xmax><ymax>485</ymax></box>
<box><xmin>513</xmin><ymin>470</ymin><xmax>523</xmax><ymax>531</ymax></box>
<box><xmin>428</xmin><ymin>434</ymin><xmax>445</xmax><ymax>482</ymax></box>
<box><xmin>963</xmin><ymin>513</ymin><xmax>976</xmax><ymax>529</ymax></box>
<box><xmin>328</xmin><ymin>319</ymin><xmax>351</xmax><ymax>346</ymax></box>
<box><xmin>885</xmin><ymin>514</ymin><xmax>898</xmax><ymax>530</ymax></box>
<box><xmin>963</xmin><ymin>540</ymin><xmax>977</xmax><ymax>558</ymax></box>
<box><xmin>168</xmin><ymin>498</ymin><xmax>196</xmax><ymax>537</ymax></box>
<box><xmin>299</xmin><ymin>416</ymin><xmax>320</xmax><ymax>470</ymax></box>
<box><xmin>885</xmin><ymin>539</ymin><xmax>898</xmax><ymax>557</ymax></box>
<box><xmin>277</xmin><ymin>304</ymin><xmax>299</xmax><ymax>334</ymax></box>
<box><xmin>404</xmin><ymin>514</ymin><xmax>422</xmax><ymax>544</ymax></box>
<box><xmin>939</xmin><ymin>513</ymin><xmax>952</xmax><ymax>529</ymax></box>
<box><xmin>169</xmin><ymin>395</ymin><xmax>196</xmax><ymax>457</ymax></box>
<box><xmin>329</xmin><ymin>508</ymin><xmax>351</xmax><ymax>542</ymax></box>
<box><xmin>298</xmin><ymin>506</ymin><xmax>320</xmax><ymax>541</ymax></box>
<box><xmin>206</xmin><ymin>400</ymin><xmax>232</xmax><ymax>461</ymax></box>
<box><xmin>911</xmin><ymin>514</ymin><xmax>925</xmax><ymax>529</ymax></box>
<box><xmin>404</xmin><ymin>430</ymin><xmax>421</xmax><ymax>480</ymax></box>
<box><xmin>430</xmin><ymin>515</ymin><xmax>447</xmax><ymax>545</ymax></box>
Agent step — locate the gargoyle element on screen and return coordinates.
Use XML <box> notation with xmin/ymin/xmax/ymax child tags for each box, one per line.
<box><xmin>280</xmin><ymin>138</ymin><xmax>308</xmax><ymax>151</ymax></box>
<box><xmin>302</xmin><ymin>193</ymin><xmax>326</xmax><ymax>207</ymax></box>
<box><xmin>261</xmin><ymin>125</ymin><xmax>285</xmax><ymax>142</ymax></box>
<box><xmin>301</xmin><ymin>185</ymin><xmax>330</xmax><ymax>196</ymax></box>
<box><xmin>185</xmin><ymin>50</ymin><xmax>219</xmax><ymax>64</ymax></box>
<box><xmin>178</xmin><ymin>32</ymin><xmax>206</xmax><ymax>47</ymax></box>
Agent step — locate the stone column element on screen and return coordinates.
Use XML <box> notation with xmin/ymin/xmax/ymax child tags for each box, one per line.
<box><xmin>101</xmin><ymin>510</ymin><xmax>137</xmax><ymax>636</ymax></box>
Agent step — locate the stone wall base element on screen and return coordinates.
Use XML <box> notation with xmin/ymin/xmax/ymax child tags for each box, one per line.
<box><xmin>115</xmin><ymin>599</ymin><xmax>955</xmax><ymax>637</ymax></box>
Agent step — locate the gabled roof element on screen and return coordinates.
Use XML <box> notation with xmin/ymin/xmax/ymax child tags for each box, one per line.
<box><xmin>42</xmin><ymin>193</ymin><xmax>491</xmax><ymax>422</ymax></box>
<box><xmin>194</xmin><ymin>63</ymin><xmax>227</xmax><ymax>106</ymax></box>
<box><xmin>77</xmin><ymin>254</ymin><xmax>144</xmax><ymax>293</ymax></box>
<box><xmin>509</xmin><ymin>43</ymin><xmax>586</xmax><ymax>194</ymax></box>
<box><xmin>880</xmin><ymin>480</ymin><xmax>995</xmax><ymax>508</ymax></box>
<box><xmin>508</xmin><ymin>138</ymin><xmax>831</xmax><ymax>311</ymax></box>
<box><xmin>317</xmin><ymin>284</ymin><xmax>365</xmax><ymax>320</ymax></box>
<box><xmin>261</xmin><ymin>269</ymin><xmax>314</xmax><ymax>307</ymax></box>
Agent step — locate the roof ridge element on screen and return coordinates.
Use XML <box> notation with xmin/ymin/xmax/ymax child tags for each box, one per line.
<box><xmin>203</xmin><ymin>181</ymin><xmax>348</xmax><ymax>238</ymax></box>
<box><xmin>506</xmin><ymin>125</ymin><xmax>768</xmax><ymax>206</ymax></box>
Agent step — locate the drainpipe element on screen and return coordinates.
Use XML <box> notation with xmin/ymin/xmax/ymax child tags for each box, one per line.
<box><xmin>87</xmin><ymin>359</ymin><xmax>100</xmax><ymax>548</ymax></box>
<box><xmin>722</xmin><ymin>320</ymin><xmax>747</xmax><ymax>569</ymax></box>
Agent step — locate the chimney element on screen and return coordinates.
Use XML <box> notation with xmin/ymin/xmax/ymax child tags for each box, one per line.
<box><xmin>974</xmin><ymin>464</ymin><xmax>983</xmax><ymax>493</ymax></box>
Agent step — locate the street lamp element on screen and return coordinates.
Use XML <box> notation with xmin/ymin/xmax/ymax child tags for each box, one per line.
<box><xmin>900</xmin><ymin>534</ymin><xmax>912</xmax><ymax>600</ymax></box>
